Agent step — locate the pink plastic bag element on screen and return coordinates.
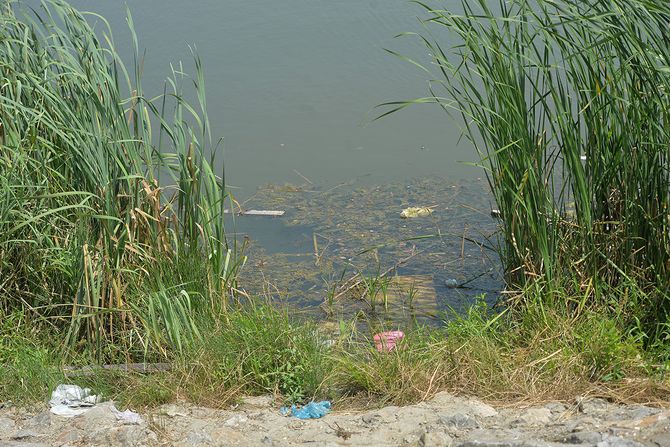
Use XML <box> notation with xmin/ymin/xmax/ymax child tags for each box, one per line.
<box><xmin>373</xmin><ymin>330</ymin><xmax>405</xmax><ymax>352</ymax></box>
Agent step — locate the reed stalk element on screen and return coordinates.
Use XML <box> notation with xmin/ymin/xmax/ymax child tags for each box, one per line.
<box><xmin>0</xmin><ymin>0</ymin><xmax>242</xmax><ymax>359</ymax></box>
<box><xmin>405</xmin><ymin>0</ymin><xmax>670</xmax><ymax>338</ymax></box>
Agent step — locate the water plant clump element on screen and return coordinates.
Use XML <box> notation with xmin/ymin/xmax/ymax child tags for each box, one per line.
<box><xmin>0</xmin><ymin>0</ymin><xmax>242</xmax><ymax>360</ymax></box>
<box><xmin>404</xmin><ymin>0</ymin><xmax>670</xmax><ymax>344</ymax></box>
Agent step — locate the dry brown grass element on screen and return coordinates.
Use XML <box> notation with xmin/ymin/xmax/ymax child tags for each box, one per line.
<box><xmin>329</xmin><ymin>303</ymin><xmax>670</xmax><ymax>409</ymax></box>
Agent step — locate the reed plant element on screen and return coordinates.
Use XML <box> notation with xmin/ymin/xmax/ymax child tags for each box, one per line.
<box><xmin>404</xmin><ymin>0</ymin><xmax>670</xmax><ymax>341</ymax></box>
<box><xmin>0</xmin><ymin>0</ymin><xmax>243</xmax><ymax>360</ymax></box>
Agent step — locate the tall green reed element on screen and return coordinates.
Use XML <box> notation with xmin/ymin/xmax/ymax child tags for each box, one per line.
<box><xmin>399</xmin><ymin>0</ymin><xmax>670</xmax><ymax>335</ymax></box>
<box><xmin>0</xmin><ymin>0</ymin><xmax>243</xmax><ymax>359</ymax></box>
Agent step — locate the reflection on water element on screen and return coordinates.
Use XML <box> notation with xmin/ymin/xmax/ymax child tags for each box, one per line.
<box><xmin>235</xmin><ymin>176</ymin><xmax>503</xmax><ymax>327</ymax></box>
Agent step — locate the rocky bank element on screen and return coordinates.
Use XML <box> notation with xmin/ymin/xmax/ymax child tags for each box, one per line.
<box><xmin>1</xmin><ymin>393</ymin><xmax>669</xmax><ymax>447</ymax></box>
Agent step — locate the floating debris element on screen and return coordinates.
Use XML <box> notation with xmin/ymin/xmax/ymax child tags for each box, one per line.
<box><xmin>224</xmin><ymin>209</ymin><xmax>285</xmax><ymax>217</ymax></box>
<box><xmin>445</xmin><ymin>278</ymin><xmax>459</xmax><ymax>288</ymax></box>
<box><xmin>400</xmin><ymin>207</ymin><xmax>434</xmax><ymax>218</ymax></box>
<box><xmin>380</xmin><ymin>274</ymin><xmax>436</xmax><ymax>301</ymax></box>
<box><xmin>359</xmin><ymin>274</ymin><xmax>441</xmax><ymax>320</ymax></box>
<box><xmin>237</xmin><ymin>176</ymin><xmax>502</xmax><ymax>326</ymax></box>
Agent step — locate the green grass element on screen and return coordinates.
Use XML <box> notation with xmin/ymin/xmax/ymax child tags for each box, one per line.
<box><xmin>0</xmin><ymin>311</ymin><xmax>66</xmax><ymax>405</ymax></box>
<box><xmin>3</xmin><ymin>296</ymin><xmax>669</xmax><ymax>409</ymax></box>
<box><xmin>331</xmin><ymin>296</ymin><xmax>662</xmax><ymax>406</ymax></box>
<box><xmin>180</xmin><ymin>304</ymin><xmax>330</xmax><ymax>406</ymax></box>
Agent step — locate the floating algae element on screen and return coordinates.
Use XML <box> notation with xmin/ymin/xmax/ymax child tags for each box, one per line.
<box><xmin>236</xmin><ymin>176</ymin><xmax>503</xmax><ymax>326</ymax></box>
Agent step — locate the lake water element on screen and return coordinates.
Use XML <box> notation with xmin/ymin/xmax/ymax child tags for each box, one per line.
<box><xmin>50</xmin><ymin>0</ymin><xmax>480</xmax><ymax>196</ymax></box>
<box><xmin>32</xmin><ymin>0</ymin><xmax>502</xmax><ymax>325</ymax></box>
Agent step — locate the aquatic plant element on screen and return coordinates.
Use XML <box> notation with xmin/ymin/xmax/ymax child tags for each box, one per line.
<box><xmin>397</xmin><ymin>0</ymin><xmax>670</xmax><ymax>341</ymax></box>
<box><xmin>0</xmin><ymin>0</ymin><xmax>242</xmax><ymax>359</ymax></box>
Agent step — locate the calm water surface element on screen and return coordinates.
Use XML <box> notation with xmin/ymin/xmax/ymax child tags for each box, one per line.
<box><xmin>54</xmin><ymin>0</ymin><xmax>478</xmax><ymax>195</ymax></box>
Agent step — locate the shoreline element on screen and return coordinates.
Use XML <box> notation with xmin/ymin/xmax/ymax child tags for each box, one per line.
<box><xmin>2</xmin><ymin>392</ymin><xmax>669</xmax><ymax>446</ymax></box>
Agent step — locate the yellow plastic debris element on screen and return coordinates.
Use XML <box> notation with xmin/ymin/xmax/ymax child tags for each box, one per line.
<box><xmin>400</xmin><ymin>207</ymin><xmax>434</xmax><ymax>218</ymax></box>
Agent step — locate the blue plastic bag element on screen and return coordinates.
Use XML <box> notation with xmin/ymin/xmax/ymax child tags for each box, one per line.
<box><xmin>280</xmin><ymin>400</ymin><xmax>331</xmax><ymax>419</ymax></box>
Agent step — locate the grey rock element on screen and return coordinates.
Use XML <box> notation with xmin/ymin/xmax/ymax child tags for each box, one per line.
<box><xmin>103</xmin><ymin>425</ymin><xmax>158</xmax><ymax>447</ymax></box>
<box><xmin>11</xmin><ymin>429</ymin><xmax>41</xmax><ymax>440</ymax></box>
<box><xmin>597</xmin><ymin>437</ymin><xmax>645</xmax><ymax>447</ymax></box>
<box><xmin>50</xmin><ymin>401</ymin><xmax>159</xmax><ymax>447</ymax></box>
<box><xmin>0</xmin><ymin>417</ymin><xmax>17</xmax><ymax>438</ymax></box>
<box><xmin>223</xmin><ymin>413</ymin><xmax>248</xmax><ymax>427</ymax></box>
<box><xmin>287</xmin><ymin>420</ymin><xmax>305</xmax><ymax>430</ymax></box>
<box><xmin>245</xmin><ymin>411</ymin><xmax>265</xmax><ymax>421</ymax></box>
<box><xmin>403</xmin><ymin>433</ymin><xmax>422</xmax><ymax>445</ymax></box>
<box><xmin>429</xmin><ymin>392</ymin><xmax>498</xmax><ymax>418</ymax></box>
<box><xmin>74</xmin><ymin>401</ymin><xmax>118</xmax><ymax>430</ymax></box>
<box><xmin>545</xmin><ymin>402</ymin><xmax>569</xmax><ymax>414</ymax></box>
<box><xmin>563</xmin><ymin>431</ymin><xmax>602</xmax><ymax>445</ymax></box>
<box><xmin>184</xmin><ymin>430</ymin><xmax>213</xmax><ymax>446</ymax></box>
<box><xmin>158</xmin><ymin>403</ymin><xmax>189</xmax><ymax>418</ymax></box>
<box><xmin>55</xmin><ymin>427</ymin><xmax>85</xmax><ymax>444</ymax></box>
<box><xmin>564</xmin><ymin>417</ymin><xmax>599</xmax><ymax>433</ymax></box>
<box><xmin>241</xmin><ymin>395</ymin><xmax>274</xmax><ymax>408</ymax></box>
<box><xmin>513</xmin><ymin>408</ymin><xmax>552</xmax><ymax>426</ymax></box>
<box><xmin>3</xmin><ymin>392</ymin><xmax>667</xmax><ymax>447</ymax></box>
<box><xmin>626</xmin><ymin>406</ymin><xmax>661</xmax><ymax>421</ymax></box>
<box><xmin>420</xmin><ymin>430</ymin><xmax>453</xmax><ymax>447</ymax></box>
<box><xmin>456</xmin><ymin>441</ymin><xmax>552</xmax><ymax>447</ymax></box>
<box><xmin>0</xmin><ymin>442</ymin><xmax>48</xmax><ymax>447</ymax></box>
<box><xmin>361</xmin><ymin>413</ymin><xmax>382</xmax><ymax>425</ymax></box>
<box><xmin>188</xmin><ymin>407</ymin><xmax>220</xmax><ymax>420</ymax></box>
<box><xmin>25</xmin><ymin>411</ymin><xmax>52</xmax><ymax>428</ymax></box>
<box><xmin>606</xmin><ymin>428</ymin><xmax>639</xmax><ymax>439</ymax></box>
<box><xmin>577</xmin><ymin>398</ymin><xmax>611</xmax><ymax>416</ymax></box>
<box><xmin>440</xmin><ymin>413</ymin><xmax>480</xmax><ymax>429</ymax></box>
<box><xmin>456</xmin><ymin>429</ymin><xmax>538</xmax><ymax>447</ymax></box>
<box><xmin>648</xmin><ymin>433</ymin><xmax>670</xmax><ymax>447</ymax></box>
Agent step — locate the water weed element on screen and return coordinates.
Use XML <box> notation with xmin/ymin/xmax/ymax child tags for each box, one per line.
<box><xmin>387</xmin><ymin>0</ymin><xmax>670</xmax><ymax>343</ymax></box>
<box><xmin>0</xmin><ymin>0</ymin><xmax>242</xmax><ymax>360</ymax></box>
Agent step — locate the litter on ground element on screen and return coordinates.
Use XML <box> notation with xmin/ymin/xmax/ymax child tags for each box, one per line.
<box><xmin>112</xmin><ymin>407</ymin><xmax>143</xmax><ymax>425</ymax></box>
<box><xmin>49</xmin><ymin>384</ymin><xmax>99</xmax><ymax>417</ymax></box>
<box><xmin>280</xmin><ymin>401</ymin><xmax>331</xmax><ymax>419</ymax></box>
<box><xmin>373</xmin><ymin>330</ymin><xmax>405</xmax><ymax>352</ymax></box>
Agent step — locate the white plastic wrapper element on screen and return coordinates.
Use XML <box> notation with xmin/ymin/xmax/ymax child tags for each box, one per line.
<box><xmin>112</xmin><ymin>407</ymin><xmax>143</xmax><ymax>425</ymax></box>
<box><xmin>49</xmin><ymin>384</ymin><xmax>99</xmax><ymax>417</ymax></box>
